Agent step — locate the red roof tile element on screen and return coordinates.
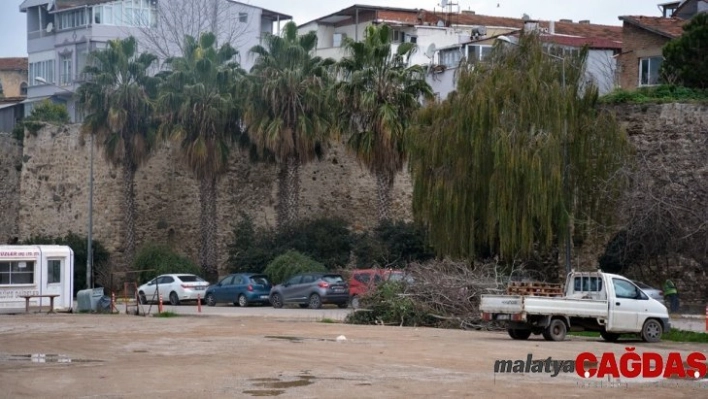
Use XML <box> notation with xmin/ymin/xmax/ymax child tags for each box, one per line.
<box><xmin>0</xmin><ymin>58</ymin><xmax>28</xmax><ymax>71</ymax></box>
<box><xmin>619</xmin><ymin>15</ymin><xmax>687</xmax><ymax>38</ymax></box>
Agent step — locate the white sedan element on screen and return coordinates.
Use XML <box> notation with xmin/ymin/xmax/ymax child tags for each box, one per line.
<box><xmin>138</xmin><ymin>274</ymin><xmax>209</xmax><ymax>305</ymax></box>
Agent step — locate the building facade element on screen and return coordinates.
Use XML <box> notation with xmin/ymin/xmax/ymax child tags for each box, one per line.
<box><xmin>19</xmin><ymin>0</ymin><xmax>291</xmax><ymax>122</ymax></box>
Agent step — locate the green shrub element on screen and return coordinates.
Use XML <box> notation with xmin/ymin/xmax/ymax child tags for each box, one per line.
<box><xmin>353</xmin><ymin>220</ymin><xmax>435</xmax><ymax>268</ymax></box>
<box><xmin>599</xmin><ymin>85</ymin><xmax>708</xmax><ymax>104</ymax></box>
<box><xmin>22</xmin><ymin>232</ymin><xmax>111</xmax><ymax>297</ymax></box>
<box><xmin>133</xmin><ymin>243</ymin><xmax>200</xmax><ymax>283</ymax></box>
<box><xmin>263</xmin><ymin>250</ymin><xmax>327</xmax><ymax>284</ymax></box>
<box><xmin>13</xmin><ymin>100</ymin><xmax>71</xmax><ymax>142</ymax></box>
<box><xmin>227</xmin><ymin>214</ymin><xmax>354</xmax><ymax>273</ymax></box>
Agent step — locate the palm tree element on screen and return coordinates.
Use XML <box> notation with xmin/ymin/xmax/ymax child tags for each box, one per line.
<box><xmin>157</xmin><ymin>32</ymin><xmax>244</xmax><ymax>282</ymax></box>
<box><xmin>77</xmin><ymin>36</ymin><xmax>159</xmax><ymax>269</ymax></box>
<box><xmin>335</xmin><ymin>24</ymin><xmax>433</xmax><ymax>223</ymax></box>
<box><xmin>244</xmin><ymin>21</ymin><xmax>335</xmax><ymax>228</ymax></box>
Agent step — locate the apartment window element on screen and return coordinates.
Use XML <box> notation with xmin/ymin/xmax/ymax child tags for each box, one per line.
<box><xmin>440</xmin><ymin>48</ymin><xmax>462</xmax><ymax>68</ymax></box>
<box><xmin>239</xmin><ymin>12</ymin><xmax>248</xmax><ymax>23</ymax></box>
<box><xmin>58</xmin><ymin>9</ymin><xmax>87</xmax><ymax>30</ymax></box>
<box><xmin>20</xmin><ymin>82</ymin><xmax>28</xmax><ymax>95</ymax></box>
<box><xmin>29</xmin><ymin>60</ymin><xmax>55</xmax><ymax>86</ymax></box>
<box><xmin>93</xmin><ymin>1</ymin><xmax>157</xmax><ymax>28</ymax></box>
<box><xmin>405</xmin><ymin>34</ymin><xmax>418</xmax><ymax>44</ymax></box>
<box><xmin>392</xmin><ymin>30</ymin><xmax>403</xmax><ymax>43</ymax></box>
<box><xmin>48</xmin><ymin>260</ymin><xmax>61</xmax><ymax>284</ymax></box>
<box><xmin>0</xmin><ymin>261</ymin><xmax>35</xmax><ymax>285</ymax></box>
<box><xmin>61</xmin><ymin>55</ymin><xmax>73</xmax><ymax>86</ymax></box>
<box><xmin>639</xmin><ymin>56</ymin><xmax>663</xmax><ymax>86</ymax></box>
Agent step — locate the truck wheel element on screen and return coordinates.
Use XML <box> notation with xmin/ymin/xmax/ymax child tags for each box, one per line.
<box><xmin>600</xmin><ymin>331</ymin><xmax>620</xmax><ymax>342</ymax></box>
<box><xmin>508</xmin><ymin>329</ymin><xmax>531</xmax><ymax>340</ymax></box>
<box><xmin>641</xmin><ymin>319</ymin><xmax>662</xmax><ymax>343</ymax></box>
<box><xmin>542</xmin><ymin>319</ymin><xmax>567</xmax><ymax>341</ymax></box>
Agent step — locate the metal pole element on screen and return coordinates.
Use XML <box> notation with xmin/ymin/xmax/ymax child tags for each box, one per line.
<box><xmin>87</xmin><ymin>132</ymin><xmax>94</xmax><ymax>289</ymax></box>
<box><xmin>561</xmin><ymin>58</ymin><xmax>571</xmax><ymax>276</ymax></box>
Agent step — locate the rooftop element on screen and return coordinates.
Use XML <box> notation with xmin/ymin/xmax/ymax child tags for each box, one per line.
<box><xmin>619</xmin><ymin>15</ymin><xmax>688</xmax><ymax>38</ymax></box>
<box><xmin>0</xmin><ymin>58</ymin><xmax>29</xmax><ymax>71</ymax></box>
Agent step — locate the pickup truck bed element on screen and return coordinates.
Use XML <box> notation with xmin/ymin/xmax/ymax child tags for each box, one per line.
<box><xmin>480</xmin><ymin>295</ymin><xmax>608</xmax><ymax>319</ymax></box>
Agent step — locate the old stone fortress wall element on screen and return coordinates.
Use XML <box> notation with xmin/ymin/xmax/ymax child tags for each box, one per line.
<box><xmin>1</xmin><ymin>103</ymin><xmax>706</xmax><ymax>301</ymax></box>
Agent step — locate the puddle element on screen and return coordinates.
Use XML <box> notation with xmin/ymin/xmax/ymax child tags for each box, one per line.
<box><xmin>264</xmin><ymin>335</ymin><xmax>335</xmax><ymax>343</ymax></box>
<box><xmin>242</xmin><ymin>390</ymin><xmax>285</xmax><ymax>396</ymax></box>
<box><xmin>0</xmin><ymin>354</ymin><xmax>103</xmax><ymax>364</ymax></box>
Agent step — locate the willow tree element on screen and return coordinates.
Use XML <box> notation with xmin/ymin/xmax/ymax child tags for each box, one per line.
<box><xmin>244</xmin><ymin>21</ymin><xmax>335</xmax><ymax>228</ymax></box>
<box><xmin>335</xmin><ymin>24</ymin><xmax>433</xmax><ymax>222</ymax></box>
<box><xmin>409</xmin><ymin>33</ymin><xmax>630</xmax><ymax>266</ymax></box>
<box><xmin>157</xmin><ymin>32</ymin><xmax>244</xmax><ymax>282</ymax></box>
<box><xmin>76</xmin><ymin>36</ymin><xmax>159</xmax><ymax>268</ymax></box>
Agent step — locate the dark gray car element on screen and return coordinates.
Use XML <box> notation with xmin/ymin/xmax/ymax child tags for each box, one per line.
<box><xmin>270</xmin><ymin>273</ymin><xmax>349</xmax><ymax>309</ymax></box>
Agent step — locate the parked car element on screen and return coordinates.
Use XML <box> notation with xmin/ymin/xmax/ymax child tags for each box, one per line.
<box><xmin>204</xmin><ymin>273</ymin><xmax>272</xmax><ymax>307</ymax></box>
<box><xmin>635</xmin><ymin>281</ymin><xmax>664</xmax><ymax>302</ymax></box>
<box><xmin>138</xmin><ymin>274</ymin><xmax>209</xmax><ymax>305</ymax></box>
<box><xmin>348</xmin><ymin>269</ymin><xmax>405</xmax><ymax>309</ymax></box>
<box><xmin>270</xmin><ymin>273</ymin><xmax>349</xmax><ymax>309</ymax></box>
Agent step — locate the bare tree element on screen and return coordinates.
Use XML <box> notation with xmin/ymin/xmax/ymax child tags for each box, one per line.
<box><xmin>135</xmin><ymin>0</ymin><xmax>253</xmax><ymax>63</ymax></box>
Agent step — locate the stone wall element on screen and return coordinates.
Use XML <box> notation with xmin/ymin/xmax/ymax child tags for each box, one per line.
<box><xmin>3</xmin><ymin>103</ymin><xmax>706</xmax><ymax>301</ymax></box>
<box><xmin>14</xmin><ymin>125</ymin><xmax>413</xmax><ymax>273</ymax></box>
<box><xmin>0</xmin><ymin>132</ymin><xmax>22</xmax><ymax>244</ymax></box>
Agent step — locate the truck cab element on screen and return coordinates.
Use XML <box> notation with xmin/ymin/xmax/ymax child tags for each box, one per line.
<box><xmin>479</xmin><ymin>270</ymin><xmax>671</xmax><ymax>343</ymax></box>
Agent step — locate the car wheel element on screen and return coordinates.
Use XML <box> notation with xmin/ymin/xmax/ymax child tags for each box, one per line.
<box><xmin>238</xmin><ymin>294</ymin><xmax>249</xmax><ymax>307</ymax></box>
<box><xmin>138</xmin><ymin>291</ymin><xmax>147</xmax><ymax>305</ymax></box>
<box><xmin>337</xmin><ymin>302</ymin><xmax>349</xmax><ymax>309</ymax></box>
<box><xmin>542</xmin><ymin>319</ymin><xmax>567</xmax><ymax>341</ymax></box>
<box><xmin>508</xmin><ymin>329</ymin><xmax>532</xmax><ymax>340</ymax></box>
<box><xmin>205</xmin><ymin>294</ymin><xmax>216</xmax><ymax>307</ymax></box>
<box><xmin>271</xmin><ymin>293</ymin><xmax>283</xmax><ymax>309</ymax></box>
<box><xmin>308</xmin><ymin>294</ymin><xmax>322</xmax><ymax>309</ymax></box>
<box><xmin>600</xmin><ymin>330</ymin><xmax>620</xmax><ymax>342</ymax></box>
<box><xmin>350</xmin><ymin>295</ymin><xmax>360</xmax><ymax>309</ymax></box>
<box><xmin>641</xmin><ymin>319</ymin><xmax>662</xmax><ymax>343</ymax></box>
<box><xmin>169</xmin><ymin>292</ymin><xmax>180</xmax><ymax>306</ymax></box>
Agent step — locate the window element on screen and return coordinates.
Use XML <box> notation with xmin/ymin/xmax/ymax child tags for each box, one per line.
<box><xmin>612</xmin><ymin>278</ymin><xmax>640</xmax><ymax>299</ymax></box>
<box><xmin>219</xmin><ymin>276</ymin><xmax>234</xmax><ymax>285</ymax></box>
<box><xmin>639</xmin><ymin>56</ymin><xmax>663</xmax><ymax>86</ymax></box>
<box><xmin>322</xmin><ymin>275</ymin><xmax>344</xmax><ymax>283</ymax></box>
<box><xmin>20</xmin><ymin>82</ymin><xmax>28</xmax><ymax>95</ymax></box>
<box><xmin>239</xmin><ymin>12</ymin><xmax>248</xmax><ymax>23</ymax></box>
<box><xmin>177</xmin><ymin>275</ymin><xmax>205</xmax><ymax>282</ymax></box>
<box><xmin>285</xmin><ymin>276</ymin><xmax>301</xmax><ymax>285</ymax></box>
<box><xmin>60</xmin><ymin>54</ymin><xmax>73</xmax><ymax>86</ymax></box>
<box><xmin>91</xmin><ymin>1</ymin><xmax>156</xmax><ymax>27</ymax></box>
<box><xmin>574</xmin><ymin>276</ymin><xmax>603</xmax><ymax>292</ymax></box>
<box><xmin>354</xmin><ymin>273</ymin><xmax>371</xmax><ymax>284</ymax></box>
<box><xmin>29</xmin><ymin>60</ymin><xmax>55</xmax><ymax>86</ymax></box>
<box><xmin>0</xmin><ymin>261</ymin><xmax>35</xmax><ymax>285</ymax></box>
<box><xmin>440</xmin><ymin>48</ymin><xmax>462</xmax><ymax>68</ymax></box>
<box><xmin>58</xmin><ymin>9</ymin><xmax>88</xmax><ymax>30</ymax></box>
<box><xmin>0</xmin><ymin>80</ymin><xmax>3</xmax><ymax>96</ymax></box>
<box><xmin>301</xmin><ymin>275</ymin><xmax>315</xmax><ymax>284</ymax></box>
<box><xmin>405</xmin><ymin>34</ymin><xmax>417</xmax><ymax>44</ymax></box>
<box><xmin>158</xmin><ymin>276</ymin><xmax>174</xmax><ymax>284</ymax></box>
<box><xmin>47</xmin><ymin>260</ymin><xmax>61</xmax><ymax>284</ymax></box>
<box><xmin>250</xmin><ymin>276</ymin><xmax>269</xmax><ymax>285</ymax></box>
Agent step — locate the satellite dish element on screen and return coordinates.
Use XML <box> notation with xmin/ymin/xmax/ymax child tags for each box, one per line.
<box><xmin>437</xmin><ymin>20</ymin><xmax>445</xmax><ymax>27</ymax></box>
<box><xmin>522</xmin><ymin>13</ymin><xmax>530</xmax><ymax>21</ymax></box>
<box><xmin>425</xmin><ymin>43</ymin><xmax>437</xmax><ymax>59</ymax></box>
<box><xmin>46</xmin><ymin>22</ymin><xmax>53</xmax><ymax>33</ymax></box>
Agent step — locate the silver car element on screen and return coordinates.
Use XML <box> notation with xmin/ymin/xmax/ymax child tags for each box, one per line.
<box><xmin>635</xmin><ymin>281</ymin><xmax>664</xmax><ymax>302</ymax></box>
<box><xmin>269</xmin><ymin>273</ymin><xmax>349</xmax><ymax>309</ymax></box>
<box><xmin>138</xmin><ymin>274</ymin><xmax>209</xmax><ymax>305</ymax></box>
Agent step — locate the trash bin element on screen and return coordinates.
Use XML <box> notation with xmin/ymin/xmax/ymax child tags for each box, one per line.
<box><xmin>76</xmin><ymin>288</ymin><xmax>105</xmax><ymax>312</ymax></box>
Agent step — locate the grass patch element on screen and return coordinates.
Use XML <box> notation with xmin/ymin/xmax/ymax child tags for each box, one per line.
<box><xmin>569</xmin><ymin>329</ymin><xmax>708</xmax><ymax>343</ymax></box>
<box><xmin>599</xmin><ymin>85</ymin><xmax>708</xmax><ymax>104</ymax></box>
<box><xmin>319</xmin><ymin>317</ymin><xmax>337</xmax><ymax>324</ymax></box>
<box><xmin>155</xmin><ymin>311</ymin><xmax>179</xmax><ymax>318</ymax></box>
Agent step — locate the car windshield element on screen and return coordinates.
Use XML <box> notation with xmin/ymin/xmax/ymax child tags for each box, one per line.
<box><xmin>178</xmin><ymin>275</ymin><xmax>205</xmax><ymax>283</ymax></box>
<box><xmin>322</xmin><ymin>275</ymin><xmax>344</xmax><ymax>283</ymax></box>
<box><xmin>250</xmin><ymin>276</ymin><xmax>270</xmax><ymax>285</ymax></box>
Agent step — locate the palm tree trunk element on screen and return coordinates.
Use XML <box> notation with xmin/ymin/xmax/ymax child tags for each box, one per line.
<box><xmin>276</xmin><ymin>155</ymin><xmax>300</xmax><ymax>228</ymax></box>
<box><xmin>122</xmin><ymin>156</ymin><xmax>136</xmax><ymax>270</ymax></box>
<box><xmin>198</xmin><ymin>176</ymin><xmax>218</xmax><ymax>282</ymax></box>
<box><xmin>376</xmin><ymin>171</ymin><xmax>395</xmax><ymax>223</ymax></box>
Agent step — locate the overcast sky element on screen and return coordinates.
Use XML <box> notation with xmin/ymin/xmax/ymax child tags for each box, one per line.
<box><xmin>0</xmin><ymin>0</ymin><xmax>663</xmax><ymax>57</ymax></box>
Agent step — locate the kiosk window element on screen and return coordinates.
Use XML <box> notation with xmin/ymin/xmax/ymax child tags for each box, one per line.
<box><xmin>0</xmin><ymin>261</ymin><xmax>35</xmax><ymax>285</ymax></box>
<box><xmin>48</xmin><ymin>260</ymin><xmax>61</xmax><ymax>283</ymax></box>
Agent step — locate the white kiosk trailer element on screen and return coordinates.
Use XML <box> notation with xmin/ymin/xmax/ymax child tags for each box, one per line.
<box><xmin>0</xmin><ymin>245</ymin><xmax>75</xmax><ymax>311</ymax></box>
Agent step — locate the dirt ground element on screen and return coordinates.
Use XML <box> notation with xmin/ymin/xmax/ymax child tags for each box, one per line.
<box><xmin>1</xmin><ymin>313</ymin><xmax>707</xmax><ymax>399</ymax></box>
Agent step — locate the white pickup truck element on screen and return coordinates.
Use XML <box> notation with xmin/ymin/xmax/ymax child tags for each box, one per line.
<box><xmin>479</xmin><ymin>270</ymin><xmax>670</xmax><ymax>342</ymax></box>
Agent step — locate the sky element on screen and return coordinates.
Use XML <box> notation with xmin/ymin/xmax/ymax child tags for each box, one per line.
<box><xmin>0</xmin><ymin>0</ymin><xmax>664</xmax><ymax>57</ymax></box>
